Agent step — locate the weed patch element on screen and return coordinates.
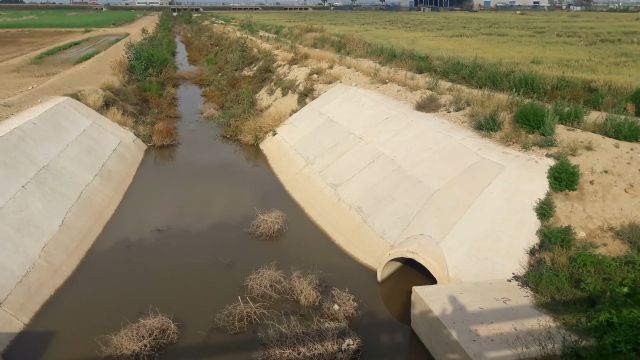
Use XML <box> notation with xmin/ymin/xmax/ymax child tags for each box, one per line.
<box><xmin>591</xmin><ymin>115</ymin><xmax>640</xmax><ymax>142</ymax></box>
<box><xmin>547</xmin><ymin>157</ymin><xmax>580</xmax><ymax>192</ymax></box>
<box><xmin>552</xmin><ymin>101</ymin><xmax>585</xmax><ymax>127</ymax></box>
<box><xmin>414</xmin><ymin>94</ymin><xmax>441</xmax><ymax>113</ymax></box>
<box><xmin>515</xmin><ymin>102</ymin><xmax>556</xmax><ymax>136</ymax></box>
<box><xmin>535</xmin><ymin>193</ymin><xmax>556</xmax><ymax>224</ymax></box>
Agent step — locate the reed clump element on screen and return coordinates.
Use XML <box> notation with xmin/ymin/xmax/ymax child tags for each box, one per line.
<box><xmin>248</xmin><ymin>209</ymin><xmax>288</xmax><ymax>240</ymax></box>
<box><xmin>97</xmin><ymin>310</ymin><xmax>179</xmax><ymax>359</ymax></box>
<box><xmin>215</xmin><ymin>297</ymin><xmax>271</xmax><ymax>334</ymax></box>
<box><xmin>215</xmin><ymin>264</ymin><xmax>363</xmax><ymax>359</ymax></box>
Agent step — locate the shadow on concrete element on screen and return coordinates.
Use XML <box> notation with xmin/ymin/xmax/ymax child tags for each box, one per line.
<box><xmin>413</xmin><ymin>289</ymin><xmax>566</xmax><ymax>360</ymax></box>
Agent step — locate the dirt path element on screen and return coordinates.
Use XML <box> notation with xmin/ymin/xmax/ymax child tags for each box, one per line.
<box><xmin>0</xmin><ymin>14</ymin><xmax>159</xmax><ymax>121</ymax></box>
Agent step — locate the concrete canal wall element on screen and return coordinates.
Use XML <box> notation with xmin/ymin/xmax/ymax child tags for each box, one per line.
<box><xmin>0</xmin><ymin>97</ymin><xmax>145</xmax><ymax>351</ymax></box>
<box><xmin>262</xmin><ymin>85</ymin><xmax>559</xmax><ymax>359</ymax></box>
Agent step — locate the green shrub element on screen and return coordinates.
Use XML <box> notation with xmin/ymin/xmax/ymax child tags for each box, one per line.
<box><xmin>553</xmin><ymin>101</ymin><xmax>585</xmax><ymax>127</ymax></box>
<box><xmin>593</xmin><ymin>115</ymin><xmax>640</xmax><ymax>142</ymax></box>
<box><xmin>535</xmin><ymin>193</ymin><xmax>556</xmax><ymax>223</ymax></box>
<box><xmin>536</xmin><ymin>135</ymin><xmax>558</xmax><ymax>148</ymax></box>
<box><xmin>297</xmin><ymin>85</ymin><xmax>314</xmax><ymax>107</ymax></box>
<box><xmin>125</xmin><ymin>13</ymin><xmax>176</xmax><ymax>83</ymax></box>
<box><xmin>473</xmin><ymin>110</ymin><xmax>502</xmax><ymax>133</ymax></box>
<box><xmin>537</xmin><ymin>225</ymin><xmax>575</xmax><ymax>251</ymax></box>
<box><xmin>515</xmin><ymin>102</ymin><xmax>556</xmax><ymax>136</ymax></box>
<box><xmin>630</xmin><ymin>88</ymin><xmax>640</xmax><ymax>116</ymax></box>
<box><xmin>137</xmin><ymin>79</ymin><xmax>163</xmax><ymax>97</ymax></box>
<box><xmin>548</xmin><ymin>157</ymin><xmax>580</xmax><ymax>192</ymax></box>
<box><xmin>615</xmin><ymin>222</ymin><xmax>640</xmax><ymax>253</ymax></box>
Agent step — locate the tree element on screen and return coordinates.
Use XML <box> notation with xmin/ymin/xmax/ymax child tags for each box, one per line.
<box><xmin>0</xmin><ymin>0</ymin><xmax>25</xmax><ymax>3</ymax></box>
<box><xmin>379</xmin><ymin>0</ymin><xmax>385</xmax><ymax>5</ymax></box>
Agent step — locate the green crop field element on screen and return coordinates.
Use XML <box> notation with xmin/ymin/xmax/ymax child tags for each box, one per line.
<box><xmin>0</xmin><ymin>9</ymin><xmax>140</xmax><ymax>29</ymax></box>
<box><xmin>221</xmin><ymin>11</ymin><xmax>640</xmax><ymax>88</ymax></box>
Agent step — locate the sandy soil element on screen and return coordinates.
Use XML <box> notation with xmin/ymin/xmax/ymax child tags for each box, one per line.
<box><xmin>0</xmin><ymin>30</ymin><xmax>80</xmax><ymax>63</ymax></box>
<box><xmin>0</xmin><ymin>14</ymin><xmax>158</xmax><ymax>121</ymax></box>
<box><xmin>217</xmin><ymin>22</ymin><xmax>640</xmax><ymax>258</ymax></box>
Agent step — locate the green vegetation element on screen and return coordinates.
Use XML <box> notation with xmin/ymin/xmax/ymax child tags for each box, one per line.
<box><xmin>73</xmin><ymin>50</ymin><xmax>98</xmax><ymax>65</ymax></box>
<box><xmin>591</xmin><ymin>115</ymin><xmax>640</xmax><ymax>143</ymax></box>
<box><xmin>181</xmin><ymin>18</ymin><xmax>277</xmax><ymax>143</ymax></box>
<box><xmin>537</xmin><ymin>225</ymin><xmax>575</xmax><ymax>252</ymax></box>
<box><xmin>547</xmin><ymin>157</ymin><xmax>580</xmax><ymax>192</ymax></box>
<box><xmin>217</xmin><ymin>11</ymin><xmax>640</xmax><ymax>115</ymax></box>
<box><xmin>630</xmin><ymin>88</ymin><xmax>640</xmax><ymax>117</ymax></box>
<box><xmin>515</xmin><ymin>102</ymin><xmax>556</xmax><ymax>137</ymax></box>
<box><xmin>520</xmin><ymin>223</ymin><xmax>640</xmax><ymax>358</ymax></box>
<box><xmin>535</xmin><ymin>193</ymin><xmax>556</xmax><ymax>224</ymax></box>
<box><xmin>31</xmin><ymin>40</ymin><xmax>83</xmax><ymax>64</ymax></box>
<box><xmin>473</xmin><ymin>110</ymin><xmax>502</xmax><ymax>133</ymax></box>
<box><xmin>553</xmin><ymin>101</ymin><xmax>585</xmax><ymax>127</ymax></box>
<box><xmin>522</xmin><ymin>139</ymin><xmax>639</xmax><ymax>358</ymax></box>
<box><xmin>0</xmin><ymin>9</ymin><xmax>139</xmax><ymax>29</ymax></box>
<box><xmin>615</xmin><ymin>222</ymin><xmax>640</xmax><ymax>254</ymax></box>
<box><xmin>93</xmin><ymin>12</ymin><xmax>177</xmax><ymax>147</ymax></box>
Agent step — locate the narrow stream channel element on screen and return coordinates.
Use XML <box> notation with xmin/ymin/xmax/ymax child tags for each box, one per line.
<box><xmin>5</xmin><ymin>36</ymin><xmax>431</xmax><ymax>360</ymax></box>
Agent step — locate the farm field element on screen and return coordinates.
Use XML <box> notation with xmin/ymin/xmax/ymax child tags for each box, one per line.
<box><xmin>0</xmin><ymin>30</ymin><xmax>79</xmax><ymax>62</ymax></box>
<box><xmin>0</xmin><ymin>9</ymin><xmax>140</xmax><ymax>29</ymax></box>
<box><xmin>223</xmin><ymin>11</ymin><xmax>640</xmax><ymax>88</ymax></box>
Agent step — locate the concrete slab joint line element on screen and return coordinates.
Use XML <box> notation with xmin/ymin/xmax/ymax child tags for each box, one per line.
<box><xmin>0</xmin><ymin>97</ymin><xmax>145</xmax><ymax>353</ymax></box>
<box><xmin>261</xmin><ymin>85</ymin><xmax>557</xmax><ymax>359</ymax></box>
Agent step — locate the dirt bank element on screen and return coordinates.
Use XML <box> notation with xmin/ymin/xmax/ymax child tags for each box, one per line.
<box><xmin>204</xmin><ymin>20</ymin><xmax>639</xmax><ymax>258</ymax></box>
<box><xmin>0</xmin><ymin>14</ymin><xmax>159</xmax><ymax>121</ymax></box>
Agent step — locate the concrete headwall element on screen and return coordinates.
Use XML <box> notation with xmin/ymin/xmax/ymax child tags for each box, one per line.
<box><xmin>262</xmin><ymin>85</ymin><xmax>558</xmax><ymax>359</ymax></box>
<box><xmin>262</xmin><ymin>85</ymin><xmax>551</xmax><ymax>284</ymax></box>
<box><xmin>0</xmin><ymin>97</ymin><xmax>145</xmax><ymax>350</ymax></box>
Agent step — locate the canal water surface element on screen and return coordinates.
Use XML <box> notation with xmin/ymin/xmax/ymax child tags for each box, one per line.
<box><xmin>4</xmin><ymin>36</ymin><xmax>432</xmax><ymax>360</ymax></box>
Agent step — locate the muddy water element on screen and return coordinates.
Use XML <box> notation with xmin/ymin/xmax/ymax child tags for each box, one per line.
<box><xmin>4</xmin><ymin>37</ymin><xmax>431</xmax><ymax>360</ymax></box>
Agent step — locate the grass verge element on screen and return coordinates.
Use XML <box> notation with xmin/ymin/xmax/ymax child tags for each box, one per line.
<box><xmin>75</xmin><ymin>12</ymin><xmax>178</xmax><ymax>147</ymax></box>
<box><xmin>229</xmin><ymin>16</ymin><xmax>638</xmax><ymax>117</ymax></box>
<box><xmin>31</xmin><ymin>40</ymin><xmax>83</xmax><ymax>64</ymax></box>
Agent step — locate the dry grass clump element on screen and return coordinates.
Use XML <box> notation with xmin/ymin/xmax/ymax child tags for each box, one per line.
<box><xmin>414</xmin><ymin>93</ymin><xmax>442</xmax><ymax>113</ymax></box>
<box><xmin>105</xmin><ymin>106</ymin><xmax>134</xmax><ymax>129</ymax></box>
<box><xmin>289</xmin><ymin>270</ymin><xmax>322</xmax><ymax>307</ymax></box>
<box><xmin>245</xmin><ymin>263</ymin><xmax>289</xmax><ymax>301</ymax></box>
<box><xmin>97</xmin><ymin>310</ymin><xmax>179</xmax><ymax>359</ymax></box>
<box><xmin>257</xmin><ymin>317</ymin><xmax>362</xmax><ymax>360</ymax></box>
<box><xmin>151</xmin><ymin>121</ymin><xmax>177</xmax><ymax>147</ymax></box>
<box><xmin>215</xmin><ymin>296</ymin><xmax>271</xmax><ymax>334</ymax></box>
<box><xmin>248</xmin><ymin>209</ymin><xmax>288</xmax><ymax>240</ymax></box>
<box><xmin>321</xmin><ymin>288</ymin><xmax>359</xmax><ymax>324</ymax></box>
<box><xmin>236</xmin><ymin>109</ymin><xmax>290</xmax><ymax>146</ymax></box>
<box><xmin>78</xmin><ymin>88</ymin><xmax>105</xmax><ymax>110</ymax></box>
<box><xmin>217</xmin><ymin>263</ymin><xmax>363</xmax><ymax>359</ymax></box>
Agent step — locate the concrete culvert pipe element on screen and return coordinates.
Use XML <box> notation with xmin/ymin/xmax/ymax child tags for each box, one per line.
<box><xmin>377</xmin><ymin>234</ymin><xmax>449</xmax><ymax>284</ymax></box>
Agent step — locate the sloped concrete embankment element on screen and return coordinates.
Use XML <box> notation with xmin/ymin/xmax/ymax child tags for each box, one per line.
<box><xmin>261</xmin><ymin>85</ymin><xmax>560</xmax><ymax>359</ymax></box>
<box><xmin>0</xmin><ymin>97</ymin><xmax>145</xmax><ymax>351</ymax></box>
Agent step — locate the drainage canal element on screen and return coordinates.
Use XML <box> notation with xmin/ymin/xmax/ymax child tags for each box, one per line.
<box><xmin>4</xmin><ymin>36</ymin><xmax>432</xmax><ymax>360</ymax></box>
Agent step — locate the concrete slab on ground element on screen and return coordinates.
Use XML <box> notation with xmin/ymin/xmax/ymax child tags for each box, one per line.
<box><xmin>412</xmin><ymin>281</ymin><xmax>564</xmax><ymax>360</ymax></box>
<box><xmin>0</xmin><ymin>97</ymin><xmax>145</xmax><ymax>352</ymax></box>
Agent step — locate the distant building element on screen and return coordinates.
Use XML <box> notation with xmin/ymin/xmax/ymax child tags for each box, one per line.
<box><xmin>406</xmin><ymin>0</ymin><xmax>549</xmax><ymax>8</ymax></box>
<box><xmin>135</xmin><ymin>0</ymin><xmax>164</xmax><ymax>5</ymax></box>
